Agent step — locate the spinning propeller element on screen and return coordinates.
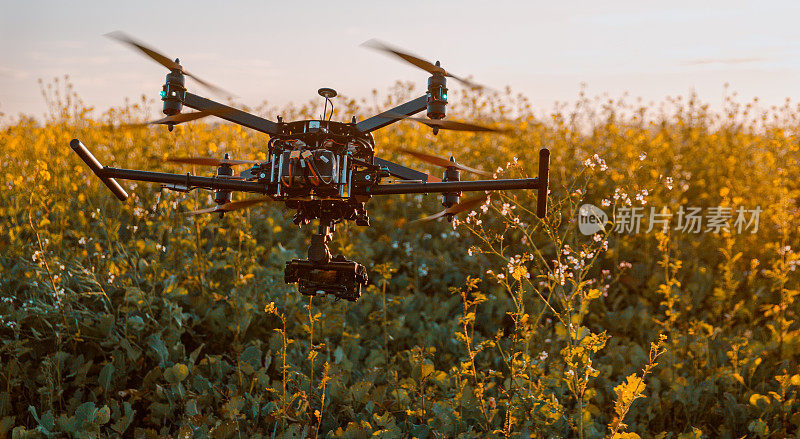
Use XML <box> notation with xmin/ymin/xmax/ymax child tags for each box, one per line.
<box><xmin>107</xmin><ymin>32</ymin><xmax>239</xmax><ymax>129</ymax></box>
<box><xmin>398</xmin><ymin>148</ymin><xmax>491</xmax><ymax>176</ymax></box>
<box><xmin>385</xmin><ymin>112</ymin><xmax>507</xmax><ymax>134</ymax></box>
<box><xmin>362</xmin><ymin>39</ymin><xmax>484</xmax><ymax>90</ymax></box>
<box><xmin>165</xmin><ymin>156</ymin><xmax>259</xmax><ymax>167</ymax></box>
<box><xmin>188</xmin><ymin>196</ymin><xmax>271</xmax><ymax>215</ymax></box>
<box><xmin>118</xmin><ymin>110</ymin><xmax>219</xmax><ymax>128</ymax></box>
<box><xmin>115</xmin><ymin>106</ymin><xmax>237</xmax><ymax>129</ymax></box>
<box><xmin>399</xmin><ymin>116</ymin><xmax>508</xmax><ymax>133</ymax></box>
<box><xmin>165</xmin><ymin>154</ymin><xmax>258</xmax><ymax>181</ymax></box>
<box><xmin>397</xmin><ymin>149</ymin><xmax>493</xmax><ymax>222</ymax></box>
<box><xmin>106</xmin><ymin>31</ymin><xmax>232</xmax><ymax>97</ymax></box>
<box><xmin>412</xmin><ymin>194</ymin><xmax>489</xmax><ymax>223</ymax></box>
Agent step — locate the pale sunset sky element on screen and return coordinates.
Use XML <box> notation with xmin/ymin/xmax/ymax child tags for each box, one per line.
<box><xmin>2</xmin><ymin>0</ymin><xmax>800</xmax><ymax>120</ymax></box>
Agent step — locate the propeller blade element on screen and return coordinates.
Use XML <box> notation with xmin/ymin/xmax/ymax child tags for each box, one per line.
<box><xmin>362</xmin><ymin>39</ymin><xmax>484</xmax><ymax>89</ymax></box>
<box><xmin>184</xmin><ymin>71</ymin><xmax>231</xmax><ymax>97</ymax></box>
<box><xmin>362</xmin><ymin>39</ymin><xmax>444</xmax><ymax>75</ymax></box>
<box><xmin>444</xmin><ymin>72</ymin><xmax>483</xmax><ymax>91</ymax></box>
<box><xmin>398</xmin><ymin>148</ymin><xmax>491</xmax><ymax>177</ymax></box>
<box><xmin>106</xmin><ymin>31</ymin><xmax>179</xmax><ymax>70</ymax></box>
<box><xmin>153</xmin><ymin>111</ymin><xmax>216</xmax><ymax>125</ymax></box>
<box><xmin>413</xmin><ymin>210</ymin><xmax>448</xmax><ymax>223</ymax></box>
<box><xmin>118</xmin><ymin>104</ymin><xmax>239</xmax><ymax>128</ymax></box>
<box><xmin>188</xmin><ymin>196</ymin><xmax>271</xmax><ymax>215</ymax></box>
<box><xmin>396</xmin><ymin>114</ymin><xmax>507</xmax><ymax>134</ymax></box>
<box><xmin>116</xmin><ymin>110</ymin><xmax>217</xmax><ymax>128</ymax></box>
<box><xmin>166</xmin><ymin>156</ymin><xmax>260</xmax><ymax>167</ymax></box>
<box><xmin>106</xmin><ymin>31</ymin><xmax>232</xmax><ymax>97</ymax></box>
<box><xmin>412</xmin><ymin>194</ymin><xmax>489</xmax><ymax>223</ymax></box>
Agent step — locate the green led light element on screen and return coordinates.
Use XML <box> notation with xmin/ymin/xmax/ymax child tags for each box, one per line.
<box><xmin>160</xmin><ymin>90</ymin><xmax>166</xmax><ymax>98</ymax></box>
<box><xmin>442</xmin><ymin>93</ymin><xmax>447</xmax><ymax>100</ymax></box>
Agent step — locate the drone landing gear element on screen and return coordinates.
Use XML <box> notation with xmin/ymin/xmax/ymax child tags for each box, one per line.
<box><xmin>284</xmin><ymin>219</ymin><xmax>368</xmax><ymax>301</ymax></box>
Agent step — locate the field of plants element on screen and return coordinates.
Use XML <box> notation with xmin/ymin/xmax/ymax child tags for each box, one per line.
<box><xmin>1</xmin><ymin>78</ymin><xmax>799</xmax><ymax>438</ymax></box>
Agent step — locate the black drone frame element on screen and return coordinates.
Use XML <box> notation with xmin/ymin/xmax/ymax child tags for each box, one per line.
<box><xmin>69</xmin><ymin>82</ymin><xmax>549</xmax><ymax>212</ymax></box>
<box><xmin>69</xmin><ymin>34</ymin><xmax>551</xmax><ymax>301</ymax></box>
<box><xmin>70</xmin><ymin>140</ymin><xmax>549</xmax><ymax>210</ymax></box>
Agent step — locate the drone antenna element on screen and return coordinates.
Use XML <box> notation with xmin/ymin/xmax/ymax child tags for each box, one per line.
<box><xmin>318</xmin><ymin>88</ymin><xmax>337</xmax><ymax>121</ymax></box>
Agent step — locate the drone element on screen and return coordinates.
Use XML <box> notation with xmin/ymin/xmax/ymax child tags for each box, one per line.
<box><xmin>70</xmin><ymin>32</ymin><xmax>550</xmax><ymax>301</ymax></box>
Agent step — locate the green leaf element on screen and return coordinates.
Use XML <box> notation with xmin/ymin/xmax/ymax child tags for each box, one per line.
<box><xmin>261</xmin><ymin>401</ymin><xmax>278</xmax><ymax>417</ymax></box>
<box><xmin>74</xmin><ymin>401</ymin><xmax>97</xmax><ymax>427</ymax></box>
<box><xmin>748</xmin><ymin>419</ymin><xmax>768</xmax><ymax>438</ymax></box>
<box><xmin>263</xmin><ymin>352</ymin><xmax>272</xmax><ymax>371</ymax></box>
<box><xmin>96</xmin><ymin>405</ymin><xmax>111</xmax><ymax>425</ymax></box>
<box><xmin>238</xmin><ymin>345</ymin><xmax>261</xmax><ymax>373</ymax></box>
<box><xmin>410</xmin><ymin>424</ymin><xmax>430</xmax><ymax>438</ymax></box>
<box><xmin>223</xmin><ymin>396</ymin><xmax>245</xmax><ymax>420</ymax></box>
<box><xmin>39</xmin><ymin>410</ymin><xmax>55</xmax><ymax>433</ymax></box>
<box><xmin>27</xmin><ymin>406</ymin><xmax>39</xmax><ymax>425</ymax></box>
<box><xmin>351</xmin><ymin>381</ymin><xmax>372</xmax><ymax>401</ymax></box>
<box><xmin>185</xmin><ymin>400</ymin><xmax>199</xmax><ymax>417</ymax></box>
<box><xmin>99</xmin><ymin>363</ymin><xmax>114</xmax><ymax>393</ymax></box>
<box><xmin>110</xmin><ymin>402</ymin><xmax>135</xmax><ymax>434</ymax></box>
<box><xmin>460</xmin><ymin>385</ymin><xmax>475</xmax><ymax>408</ymax></box>
<box><xmin>126</xmin><ymin>315</ymin><xmax>145</xmax><ymax>332</ymax></box>
<box><xmin>188</xmin><ymin>343</ymin><xmax>205</xmax><ymax>367</ymax></box>
<box><xmin>421</xmin><ymin>363</ymin><xmax>435</xmax><ymax>378</ymax></box>
<box><xmin>97</xmin><ymin>314</ymin><xmax>115</xmax><ymax>337</ymax></box>
<box><xmin>149</xmin><ymin>402</ymin><xmax>171</xmax><ymax>421</ymax></box>
<box><xmin>148</xmin><ymin>334</ymin><xmax>169</xmax><ymax>367</ymax></box>
<box><xmin>163</xmin><ymin>363</ymin><xmax>189</xmax><ymax>384</ymax></box>
<box><xmin>119</xmin><ymin>338</ymin><xmax>141</xmax><ymax>362</ymax></box>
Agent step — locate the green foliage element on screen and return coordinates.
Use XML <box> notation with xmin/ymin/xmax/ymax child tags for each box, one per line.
<box><xmin>1</xmin><ymin>78</ymin><xmax>799</xmax><ymax>437</ymax></box>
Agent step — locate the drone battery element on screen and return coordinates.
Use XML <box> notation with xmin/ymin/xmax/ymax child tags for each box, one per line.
<box><xmin>278</xmin><ymin>150</ymin><xmax>341</xmax><ymax>190</ymax></box>
<box><xmin>312</xmin><ymin>150</ymin><xmax>336</xmax><ymax>180</ymax></box>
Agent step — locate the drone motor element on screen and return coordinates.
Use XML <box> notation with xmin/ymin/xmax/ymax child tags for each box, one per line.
<box><xmin>213</xmin><ymin>156</ymin><xmax>234</xmax><ymax>207</ymax></box>
<box><xmin>161</xmin><ymin>61</ymin><xmax>185</xmax><ymax>116</ymax></box>
<box><xmin>427</xmin><ymin>64</ymin><xmax>448</xmax><ymax>120</ymax></box>
<box><xmin>441</xmin><ymin>158</ymin><xmax>461</xmax><ymax>218</ymax></box>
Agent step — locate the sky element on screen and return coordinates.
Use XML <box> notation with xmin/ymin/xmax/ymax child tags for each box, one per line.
<box><xmin>3</xmin><ymin>0</ymin><xmax>800</xmax><ymax>120</ymax></box>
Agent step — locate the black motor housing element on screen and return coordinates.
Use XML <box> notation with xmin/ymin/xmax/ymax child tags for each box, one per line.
<box><xmin>214</xmin><ymin>163</ymin><xmax>233</xmax><ymax>205</ymax></box>
<box><xmin>426</xmin><ymin>73</ymin><xmax>447</xmax><ymax>120</ymax></box>
<box><xmin>442</xmin><ymin>164</ymin><xmax>460</xmax><ymax>209</ymax></box>
<box><xmin>162</xmin><ymin>68</ymin><xmax>185</xmax><ymax>116</ymax></box>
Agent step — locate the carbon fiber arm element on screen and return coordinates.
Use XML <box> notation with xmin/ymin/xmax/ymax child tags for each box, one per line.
<box><xmin>183</xmin><ymin>93</ymin><xmax>279</xmax><ymax>135</ymax></box>
<box><xmin>356</xmin><ymin>95</ymin><xmax>428</xmax><ymax>133</ymax></box>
